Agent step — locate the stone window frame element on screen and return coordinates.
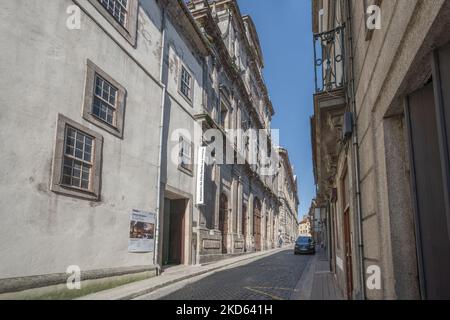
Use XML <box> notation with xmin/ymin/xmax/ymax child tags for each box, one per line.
<box><xmin>83</xmin><ymin>60</ymin><xmax>126</xmax><ymax>138</ymax></box>
<box><xmin>178</xmin><ymin>134</ymin><xmax>194</xmax><ymax>176</ymax></box>
<box><xmin>87</xmin><ymin>0</ymin><xmax>139</xmax><ymax>46</ymax></box>
<box><xmin>179</xmin><ymin>63</ymin><xmax>194</xmax><ymax>105</ymax></box>
<box><xmin>51</xmin><ymin>114</ymin><xmax>104</xmax><ymax>201</ymax></box>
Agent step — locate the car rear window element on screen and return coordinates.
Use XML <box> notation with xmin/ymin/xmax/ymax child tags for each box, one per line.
<box><xmin>297</xmin><ymin>237</ymin><xmax>311</xmax><ymax>244</ymax></box>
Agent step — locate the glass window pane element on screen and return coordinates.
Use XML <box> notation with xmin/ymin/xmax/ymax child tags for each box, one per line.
<box><xmin>81</xmin><ymin>180</ymin><xmax>89</xmax><ymax>189</ymax></box>
<box><xmin>67</xmin><ymin>128</ymin><xmax>76</xmax><ymax>138</ymax></box>
<box><xmin>63</xmin><ymin>166</ymin><xmax>72</xmax><ymax>176</ymax></box>
<box><xmin>62</xmin><ymin>175</ymin><xmax>72</xmax><ymax>185</ymax></box>
<box><xmin>75</xmin><ymin>149</ymin><xmax>83</xmax><ymax>159</ymax></box>
<box><xmin>84</xmin><ymin>152</ymin><xmax>91</xmax><ymax>162</ymax></box>
<box><xmin>76</xmin><ymin>141</ymin><xmax>83</xmax><ymax>150</ymax></box>
<box><xmin>82</xmin><ymin>171</ymin><xmax>90</xmax><ymax>181</ymax></box>
<box><xmin>65</xmin><ymin>146</ymin><xmax>74</xmax><ymax>156</ymax></box>
<box><xmin>72</xmin><ymin>178</ymin><xmax>80</xmax><ymax>187</ymax></box>
<box><xmin>73</xmin><ymin>168</ymin><xmax>81</xmax><ymax>178</ymax></box>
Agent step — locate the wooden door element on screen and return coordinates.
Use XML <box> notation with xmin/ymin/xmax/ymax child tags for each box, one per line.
<box><xmin>168</xmin><ymin>199</ymin><xmax>186</xmax><ymax>265</ymax></box>
<box><xmin>406</xmin><ymin>80</ymin><xmax>450</xmax><ymax>299</ymax></box>
<box><xmin>343</xmin><ymin>208</ymin><xmax>353</xmax><ymax>300</ymax></box>
<box><xmin>219</xmin><ymin>193</ymin><xmax>228</xmax><ymax>254</ymax></box>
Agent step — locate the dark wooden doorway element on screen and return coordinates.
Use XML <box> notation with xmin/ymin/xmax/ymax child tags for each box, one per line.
<box><xmin>167</xmin><ymin>199</ymin><xmax>186</xmax><ymax>265</ymax></box>
<box><xmin>219</xmin><ymin>193</ymin><xmax>229</xmax><ymax>254</ymax></box>
<box><xmin>343</xmin><ymin>208</ymin><xmax>353</xmax><ymax>300</ymax></box>
<box><xmin>253</xmin><ymin>198</ymin><xmax>262</xmax><ymax>251</ymax></box>
<box><xmin>341</xmin><ymin>166</ymin><xmax>353</xmax><ymax>300</ymax></box>
<box><xmin>406</xmin><ymin>78</ymin><xmax>450</xmax><ymax>299</ymax></box>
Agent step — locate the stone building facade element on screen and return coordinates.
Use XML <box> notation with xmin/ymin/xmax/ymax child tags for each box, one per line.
<box><xmin>186</xmin><ymin>0</ymin><xmax>291</xmax><ymax>261</ymax></box>
<box><xmin>311</xmin><ymin>0</ymin><xmax>450</xmax><ymax>299</ymax></box>
<box><xmin>276</xmin><ymin>147</ymin><xmax>299</xmax><ymax>244</ymax></box>
<box><xmin>0</xmin><ymin>0</ymin><xmax>298</xmax><ymax>298</ymax></box>
<box><xmin>298</xmin><ymin>216</ymin><xmax>311</xmax><ymax>236</ymax></box>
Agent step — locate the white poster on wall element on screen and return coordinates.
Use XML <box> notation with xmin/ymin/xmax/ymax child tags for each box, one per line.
<box><xmin>128</xmin><ymin>209</ymin><xmax>155</xmax><ymax>253</ymax></box>
<box><xmin>196</xmin><ymin>146</ymin><xmax>206</xmax><ymax>205</ymax></box>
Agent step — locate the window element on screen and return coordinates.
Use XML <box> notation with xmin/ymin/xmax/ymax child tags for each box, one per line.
<box><xmin>86</xmin><ymin>0</ymin><xmax>139</xmax><ymax>46</ymax></box>
<box><xmin>83</xmin><ymin>60</ymin><xmax>126</xmax><ymax>138</ymax></box>
<box><xmin>99</xmin><ymin>0</ymin><xmax>128</xmax><ymax>27</ymax></box>
<box><xmin>179</xmin><ymin>135</ymin><xmax>194</xmax><ymax>174</ymax></box>
<box><xmin>51</xmin><ymin>114</ymin><xmax>103</xmax><ymax>201</ymax></box>
<box><xmin>62</xmin><ymin>127</ymin><xmax>93</xmax><ymax>190</ymax></box>
<box><xmin>93</xmin><ymin>75</ymin><xmax>117</xmax><ymax>125</ymax></box>
<box><xmin>180</xmin><ymin>66</ymin><xmax>193</xmax><ymax>101</ymax></box>
<box><xmin>220</xmin><ymin>102</ymin><xmax>229</xmax><ymax>129</ymax></box>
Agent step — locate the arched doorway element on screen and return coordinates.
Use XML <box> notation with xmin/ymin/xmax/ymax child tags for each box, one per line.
<box><xmin>219</xmin><ymin>193</ymin><xmax>229</xmax><ymax>254</ymax></box>
<box><xmin>242</xmin><ymin>204</ymin><xmax>247</xmax><ymax>252</ymax></box>
<box><xmin>253</xmin><ymin>198</ymin><xmax>262</xmax><ymax>251</ymax></box>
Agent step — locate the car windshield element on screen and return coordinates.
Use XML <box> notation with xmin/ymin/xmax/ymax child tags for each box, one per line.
<box><xmin>297</xmin><ymin>237</ymin><xmax>311</xmax><ymax>244</ymax></box>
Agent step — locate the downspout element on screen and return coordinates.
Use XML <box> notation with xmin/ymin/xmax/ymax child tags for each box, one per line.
<box><xmin>345</xmin><ymin>0</ymin><xmax>366</xmax><ymax>300</ymax></box>
<box><xmin>154</xmin><ymin>6</ymin><xmax>167</xmax><ymax>276</ymax></box>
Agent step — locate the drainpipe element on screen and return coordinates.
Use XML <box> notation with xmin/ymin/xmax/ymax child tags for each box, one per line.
<box><xmin>153</xmin><ymin>7</ymin><xmax>167</xmax><ymax>276</ymax></box>
<box><xmin>345</xmin><ymin>0</ymin><xmax>366</xmax><ymax>300</ymax></box>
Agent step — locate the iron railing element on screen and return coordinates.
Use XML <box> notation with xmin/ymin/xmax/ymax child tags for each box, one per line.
<box><xmin>313</xmin><ymin>26</ymin><xmax>345</xmax><ymax>93</ymax></box>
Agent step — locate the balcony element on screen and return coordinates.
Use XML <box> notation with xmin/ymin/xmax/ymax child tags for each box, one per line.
<box><xmin>313</xmin><ymin>26</ymin><xmax>345</xmax><ymax>93</ymax></box>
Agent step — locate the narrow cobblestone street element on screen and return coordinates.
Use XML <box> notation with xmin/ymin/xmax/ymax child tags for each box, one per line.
<box><xmin>137</xmin><ymin>248</ymin><xmax>313</xmax><ymax>300</ymax></box>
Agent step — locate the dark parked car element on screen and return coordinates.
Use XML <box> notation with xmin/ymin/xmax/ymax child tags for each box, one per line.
<box><xmin>294</xmin><ymin>236</ymin><xmax>315</xmax><ymax>254</ymax></box>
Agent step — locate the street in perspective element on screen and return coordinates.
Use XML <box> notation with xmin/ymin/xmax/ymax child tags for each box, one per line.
<box><xmin>1</xmin><ymin>0</ymin><xmax>450</xmax><ymax>304</ymax></box>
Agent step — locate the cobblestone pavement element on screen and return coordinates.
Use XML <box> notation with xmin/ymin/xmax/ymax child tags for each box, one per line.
<box><xmin>139</xmin><ymin>248</ymin><xmax>313</xmax><ymax>300</ymax></box>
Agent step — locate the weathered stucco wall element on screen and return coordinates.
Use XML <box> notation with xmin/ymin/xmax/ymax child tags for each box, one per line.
<box><xmin>0</xmin><ymin>0</ymin><xmax>164</xmax><ymax>279</ymax></box>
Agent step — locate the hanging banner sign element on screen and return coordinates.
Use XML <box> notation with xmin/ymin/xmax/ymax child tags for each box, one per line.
<box><xmin>196</xmin><ymin>146</ymin><xmax>207</xmax><ymax>205</ymax></box>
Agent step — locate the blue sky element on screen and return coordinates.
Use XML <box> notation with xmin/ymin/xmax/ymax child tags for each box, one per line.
<box><xmin>238</xmin><ymin>0</ymin><xmax>315</xmax><ymax>220</ymax></box>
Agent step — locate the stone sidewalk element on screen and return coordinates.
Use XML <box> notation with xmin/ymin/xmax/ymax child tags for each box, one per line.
<box><xmin>77</xmin><ymin>247</ymin><xmax>287</xmax><ymax>300</ymax></box>
<box><xmin>290</xmin><ymin>248</ymin><xmax>344</xmax><ymax>300</ymax></box>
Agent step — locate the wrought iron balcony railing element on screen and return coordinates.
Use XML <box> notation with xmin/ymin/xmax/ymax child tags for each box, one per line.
<box><xmin>313</xmin><ymin>26</ymin><xmax>345</xmax><ymax>93</ymax></box>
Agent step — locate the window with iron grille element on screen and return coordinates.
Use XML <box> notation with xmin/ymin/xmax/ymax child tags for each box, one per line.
<box><xmin>180</xmin><ymin>66</ymin><xmax>193</xmax><ymax>101</ymax></box>
<box><xmin>51</xmin><ymin>114</ymin><xmax>103</xmax><ymax>201</ymax></box>
<box><xmin>98</xmin><ymin>0</ymin><xmax>128</xmax><ymax>27</ymax></box>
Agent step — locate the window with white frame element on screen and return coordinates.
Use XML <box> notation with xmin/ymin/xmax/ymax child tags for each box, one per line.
<box><xmin>179</xmin><ymin>135</ymin><xmax>193</xmax><ymax>173</ymax></box>
<box><xmin>87</xmin><ymin>0</ymin><xmax>139</xmax><ymax>45</ymax></box>
<box><xmin>93</xmin><ymin>75</ymin><xmax>118</xmax><ymax>125</ymax></box>
<box><xmin>51</xmin><ymin>114</ymin><xmax>103</xmax><ymax>201</ymax></box>
<box><xmin>180</xmin><ymin>66</ymin><xmax>193</xmax><ymax>101</ymax></box>
<box><xmin>98</xmin><ymin>0</ymin><xmax>128</xmax><ymax>27</ymax></box>
<box><xmin>62</xmin><ymin>127</ymin><xmax>94</xmax><ymax>190</ymax></box>
<box><xmin>83</xmin><ymin>60</ymin><xmax>126</xmax><ymax>138</ymax></box>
